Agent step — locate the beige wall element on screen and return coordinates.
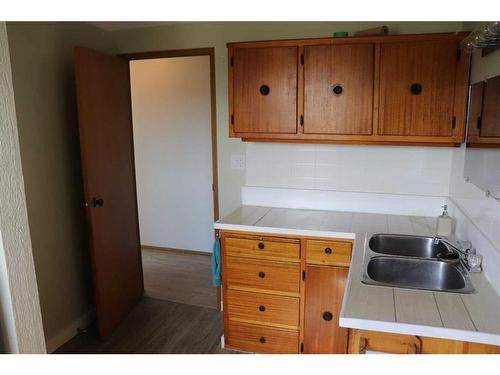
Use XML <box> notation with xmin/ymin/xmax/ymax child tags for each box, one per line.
<box><xmin>111</xmin><ymin>22</ymin><xmax>469</xmax><ymax>218</ymax></box>
<box><xmin>6</xmin><ymin>22</ymin><xmax>116</xmax><ymax>351</ymax></box>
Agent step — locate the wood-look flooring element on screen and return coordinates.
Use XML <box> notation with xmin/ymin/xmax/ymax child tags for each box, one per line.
<box><xmin>56</xmin><ymin>297</ymin><xmax>234</xmax><ymax>354</ymax></box>
<box><xmin>141</xmin><ymin>247</ymin><xmax>218</xmax><ymax>309</ymax></box>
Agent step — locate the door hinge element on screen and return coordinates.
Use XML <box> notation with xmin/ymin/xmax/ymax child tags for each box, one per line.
<box><xmin>451</xmin><ymin>116</ymin><xmax>457</xmax><ymax>129</ymax></box>
<box><xmin>230</xmin><ymin>56</ymin><xmax>234</xmax><ymax>67</ymax></box>
<box><xmin>300</xmin><ymin>342</ymin><xmax>304</xmax><ymax>353</ymax></box>
<box><xmin>300</xmin><ymin>53</ymin><xmax>304</xmax><ymax>65</ymax></box>
<box><xmin>302</xmin><ymin>270</ymin><xmax>306</xmax><ymax>280</ymax></box>
<box><xmin>456</xmin><ymin>48</ymin><xmax>461</xmax><ymax>61</ymax></box>
<box><xmin>477</xmin><ymin>116</ymin><xmax>482</xmax><ymax>130</ymax></box>
<box><xmin>300</xmin><ymin>115</ymin><xmax>304</xmax><ymax>126</ymax></box>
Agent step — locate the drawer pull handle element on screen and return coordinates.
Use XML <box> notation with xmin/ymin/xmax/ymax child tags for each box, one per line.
<box><xmin>324</xmin><ymin>247</ymin><xmax>333</xmax><ymax>255</ymax></box>
<box><xmin>259</xmin><ymin>305</ymin><xmax>266</xmax><ymax>312</ymax></box>
<box><xmin>258</xmin><ymin>271</ymin><xmax>266</xmax><ymax>278</ymax></box>
<box><xmin>259</xmin><ymin>336</ymin><xmax>266</xmax><ymax>344</ymax></box>
<box><xmin>258</xmin><ymin>242</ymin><xmax>265</xmax><ymax>250</ymax></box>
<box><xmin>323</xmin><ymin>311</ymin><xmax>333</xmax><ymax>321</ymax></box>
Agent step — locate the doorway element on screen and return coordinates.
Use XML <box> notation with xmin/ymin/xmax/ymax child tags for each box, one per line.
<box><xmin>73</xmin><ymin>47</ymin><xmax>219</xmax><ymax>339</ymax></box>
<box><xmin>126</xmin><ymin>49</ymin><xmax>219</xmax><ymax>309</ymax></box>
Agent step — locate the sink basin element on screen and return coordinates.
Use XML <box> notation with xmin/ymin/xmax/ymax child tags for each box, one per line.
<box><xmin>369</xmin><ymin>234</ymin><xmax>450</xmax><ymax>258</ymax></box>
<box><xmin>363</xmin><ymin>256</ymin><xmax>474</xmax><ymax>293</ymax></box>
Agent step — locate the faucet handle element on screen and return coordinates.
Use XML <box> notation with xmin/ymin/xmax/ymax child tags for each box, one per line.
<box><xmin>457</xmin><ymin>240</ymin><xmax>472</xmax><ymax>252</ymax></box>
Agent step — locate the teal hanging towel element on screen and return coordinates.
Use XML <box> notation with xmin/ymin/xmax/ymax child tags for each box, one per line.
<box><xmin>211</xmin><ymin>237</ymin><xmax>222</xmax><ymax>287</ymax></box>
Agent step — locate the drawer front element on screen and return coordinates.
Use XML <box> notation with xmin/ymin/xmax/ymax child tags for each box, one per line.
<box><xmin>226</xmin><ymin>322</ymin><xmax>299</xmax><ymax>354</ymax></box>
<box><xmin>224</xmin><ymin>235</ymin><xmax>300</xmax><ymax>262</ymax></box>
<box><xmin>225</xmin><ymin>256</ymin><xmax>300</xmax><ymax>295</ymax></box>
<box><xmin>306</xmin><ymin>239</ymin><xmax>352</xmax><ymax>267</ymax></box>
<box><xmin>226</xmin><ymin>289</ymin><xmax>300</xmax><ymax>330</ymax></box>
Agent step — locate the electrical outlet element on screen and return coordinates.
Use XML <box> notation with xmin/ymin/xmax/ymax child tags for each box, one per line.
<box><xmin>230</xmin><ymin>154</ymin><xmax>245</xmax><ymax>169</ymax></box>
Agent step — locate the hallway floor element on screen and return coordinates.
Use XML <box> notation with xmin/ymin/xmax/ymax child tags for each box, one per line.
<box><xmin>56</xmin><ymin>298</ymin><xmax>231</xmax><ymax>354</ymax></box>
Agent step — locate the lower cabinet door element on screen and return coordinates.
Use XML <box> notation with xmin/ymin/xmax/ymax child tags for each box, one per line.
<box><xmin>303</xmin><ymin>265</ymin><xmax>348</xmax><ymax>353</ymax></box>
<box><xmin>226</xmin><ymin>322</ymin><xmax>299</xmax><ymax>354</ymax></box>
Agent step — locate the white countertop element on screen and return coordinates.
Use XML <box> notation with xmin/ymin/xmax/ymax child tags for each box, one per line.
<box><xmin>215</xmin><ymin>205</ymin><xmax>500</xmax><ymax>346</ymax></box>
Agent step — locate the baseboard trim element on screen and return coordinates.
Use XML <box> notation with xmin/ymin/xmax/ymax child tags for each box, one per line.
<box><xmin>45</xmin><ymin>309</ymin><xmax>94</xmax><ymax>353</ymax></box>
<box><xmin>141</xmin><ymin>245</ymin><xmax>211</xmax><ymax>257</ymax></box>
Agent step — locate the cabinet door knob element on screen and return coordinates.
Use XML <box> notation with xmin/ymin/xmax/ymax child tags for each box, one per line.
<box><xmin>332</xmin><ymin>85</ymin><xmax>343</xmax><ymax>95</ymax></box>
<box><xmin>259</xmin><ymin>305</ymin><xmax>266</xmax><ymax>312</ymax></box>
<box><xmin>259</xmin><ymin>336</ymin><xmax>266</xmax><ymax>344</ymax></box>
<box><xmin>323</xmin><ymin>311</ymin><xmax>333</xmax><ymax>321</ymax></box>
<box><xmin>324</xmin><ymin>247</ymin><xmax>332</xmax><ymax>255</ymax></box>
<box><xmin>410</xmin><ymin>83</ymin><xmax>422</xmax><ymax>95</ymax></box>
<box><xmin>258</xmin><ymin>242</ymin><xmax>265</xmax><ymax>250</ymax></box>
<box><xmin>258</xmin><ymin>271</ymin><xmax>266</xmax><ymax>278</ymax></box>
<box><xmin>259</xmin><ymin>85</ymin><xmax>270</xmax><ymax>96</ymax></box>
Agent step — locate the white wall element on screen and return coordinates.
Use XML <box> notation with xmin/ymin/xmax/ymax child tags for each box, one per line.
<box><xmin>246</xmin><ymin>143</ymin><xmax>453</xmax><ymax>197</ymax></box>
<box><xmin>130</xmin><ymin>56</ymin><xmax>215</xmax><ymax>252</ymax></box>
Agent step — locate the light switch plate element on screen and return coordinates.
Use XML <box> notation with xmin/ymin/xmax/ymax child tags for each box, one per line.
<box><xmin>230</xmin><ymin>154</ymin><xmax>245</xmax><ymax>169</ymax></box>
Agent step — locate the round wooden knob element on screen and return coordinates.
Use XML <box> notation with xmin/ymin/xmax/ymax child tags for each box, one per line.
<box><xmin>258</xmin><ymin>271</ymin><xmax>265</xmax><ymax>278</ymax></box>
<box><xmin>259</xmin><ymin>305</ymin><xmax>266</xmax><ymax>312</ymax></box>
<box><xmin>258</xmin><ymin>242</ymin><xmax>265</xmax><ymax>250</ymax></box>
<box><xmin>324</xmin><ymin>247</ymin><xmax>332</xmax><ymax>255</ymax></box>
<box><xmin>259</xmin><ymin>336</ymin><xmax>266</xmax><ymax>344</ymax></box>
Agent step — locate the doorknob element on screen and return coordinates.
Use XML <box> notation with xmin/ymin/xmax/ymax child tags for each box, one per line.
<box><xmin>92</xmin><ymin>197</ymin><xmax>104</xmax><ymax>208</ymax></box>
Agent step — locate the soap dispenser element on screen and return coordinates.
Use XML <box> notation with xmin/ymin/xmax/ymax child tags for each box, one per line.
<box><xmin>436</xmin><ymin>205</ymin><xmax>455</xmax><ymax>238</ymax></box>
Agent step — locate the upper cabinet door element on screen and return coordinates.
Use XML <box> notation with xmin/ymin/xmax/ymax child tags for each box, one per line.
<box><xmin>303</xmin><ymin>43</ymin><xmax>374</xmax><ymax>135</ymax></box>
<box><xmin>232</xmin><ymin>46</ymin><xmax>298</xmax><ymax>134</ymax></box>
<box><xmin>378</xmin><ymin>39</ymin><xmax>458</xmax><ymax>137</ymax></box>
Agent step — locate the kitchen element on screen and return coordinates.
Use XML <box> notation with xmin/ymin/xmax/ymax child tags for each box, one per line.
<box><xmin>1</xmin><ymin>3</ymin><xmax>500</xmax><ymax>372</ymax></box>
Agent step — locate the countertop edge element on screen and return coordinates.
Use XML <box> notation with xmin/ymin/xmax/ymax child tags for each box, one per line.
<box><xmin>339</xmin><ymin>317</ymin><xmax>500</xmax><ymax>346</ymax></box>
<box><xmin>214</xmin><ymin>222</ymin><xmax>356</xmax><ymax>240</ymax></box>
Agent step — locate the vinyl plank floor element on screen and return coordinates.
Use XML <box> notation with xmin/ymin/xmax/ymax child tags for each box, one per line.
<box><xmin>55</xmin><ymin>298</ymin><xmax>236</xmax><ymax>354</ymax></box>
<box><xmin>141</xmin><ymin>248</ymin><xmax>218</xmax><ymax>309</ymax></box>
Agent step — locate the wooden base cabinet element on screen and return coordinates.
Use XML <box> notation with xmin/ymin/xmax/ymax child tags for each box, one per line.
<box><xmin>221</xmin><ymin>231</ymin><xmax>352</xmax><ymax>354</ymax></box>
<box><xmin>348</xmin><ymin>329</ymin><xmax>500</xmax><ymax>354</ymax></box>
<box><xmin>303</xmin><ymin>266</ymin><xmax>349</xmax><ymax>353</ymax></box>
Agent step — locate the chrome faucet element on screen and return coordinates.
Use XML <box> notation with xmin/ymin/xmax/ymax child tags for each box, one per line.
<box><xmin>433</xmin><ymin>236</ymin><xmax>482</xmax><ymax>272</ymax></box>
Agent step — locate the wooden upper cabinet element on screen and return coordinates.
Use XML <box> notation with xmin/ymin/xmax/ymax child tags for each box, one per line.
<box><xmin>303</xmin><ymin>43</ymin><xmax>374</xmax><ymax>135</ymax></box>
<box><xmin>231</xmin><ymin>46</ymin><xmax>298</xmax><ymax>134</ymax></box>
<box><xmin>227</xmin><ymin>32</ymin><xmax>470</xmax><ymax>145</ymax></box>
<box><xmin>378</xmin><ymin>39</ymin><xmax>458</xmax><ymax>137</ymax></box>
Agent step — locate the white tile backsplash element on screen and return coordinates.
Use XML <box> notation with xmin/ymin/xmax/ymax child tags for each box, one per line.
<box><xmin>246</xmin><ymin>143</ymin><xmax>453</xmax><ymax>196</ymax></box>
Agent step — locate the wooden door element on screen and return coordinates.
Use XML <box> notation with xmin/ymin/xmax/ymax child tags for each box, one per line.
<box><xmin>378</xmin><ymin>39</ymin><xmax>458</xmax><ymax>137</ymax></box>
<box><xmin>232</xmin><ymin>46</ymin><xmax>298</xmax><ymax>134</ymax></box>
<box><xmin>481</xmin><ymin>75</ymin><xmax>500</xmax><ymax>137</ymax></box>
<box><xmin>74</xmin><ymin>47</ymin><xmax>143</xmax><ymax>337</ymax></box>
<box><xmin>303</xmin><ymin>43</ymin><xmax>374</xmax><ymax>135</ymax></box>
<box><xmin>303</xmin><ymin>265</ymin><xmax>348</xmax><ymax>353</ymax></box>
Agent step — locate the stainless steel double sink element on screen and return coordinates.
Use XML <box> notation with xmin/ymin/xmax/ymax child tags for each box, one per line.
<box><xmin>361</xmin><ymin>234</ymin><xmax>475</xmax><ymax>294</ymax></box>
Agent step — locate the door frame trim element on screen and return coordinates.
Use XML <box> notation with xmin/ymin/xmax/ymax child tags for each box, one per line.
<box><xmin>120</xmin><ymin>48</ymin><xmax>221</xmax><ymax>308</ymax></box>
